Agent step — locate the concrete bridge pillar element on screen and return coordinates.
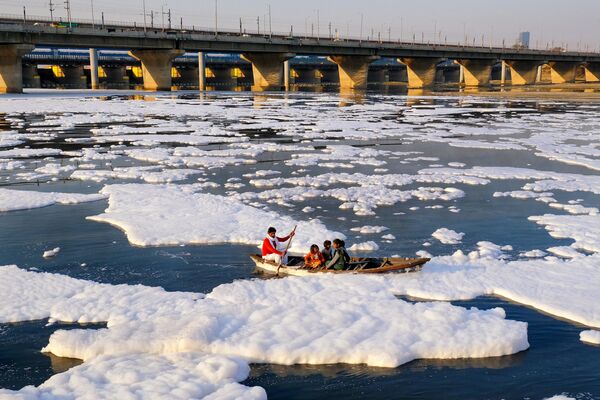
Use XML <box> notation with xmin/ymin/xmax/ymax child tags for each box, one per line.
<box><xmin>0</xmin><ymin>44</ymin><xmax>34</xmax><ymax>93</ymax></box>
<box><xmin>241</xmin><ymin>52</ymin><xmax>295</xmax><ymax>90</ymax></box>
<box><xmin>398</xmin><ymin>57</ymin><xmax>442</xmax><ymax>88</ymax></box>
<box><xmin>284</xmin><ymin>60</ymin><xmax>290</xmax><ymax>90</ymax></box>
<box><xmin>454</xmin><ymin>59</ymin><xmax>495</xmax><ymax>86</ymax></box>
<box><xmin>102</xmin><ymin>66</ymin><xmax>129</xmax><ymax>88</ymax></box>
<box><xmin>536</xmin><ymin>65</ymin><xmax>543</xmax><ymax>82</ymax></box>
<box><xmin>500</xmin><ymin>61</ymin><xmax>507</xmax><ymax>85</ymax></box>
<box><xmin>128</xmin><ymin>49</ymin><xmax>185</xmax><ymax>91</ymax></box>
<box><xmin>547</xmin><ymin>61</ymin><xmax>578</xmax><ymax>84</ymax></box>
<box><xmin>504</xmin><ymin>60</ymin><xmax>542</xmax><ymax>85</ymax></box>
<box><xmin>62</xmin><ymin>66</ymin><xmax>86</xmax><ymax>89</ymax></box>
<box><xmin>198</xmin><ymin>52</ymin><xmax>206</xmax><ymax>91</ymax></box>
<box><xmin>89</xmin><ymin>48</ymin><xmax>99</xmax><ymax>89</ymax></box>
<box><xmin>583</xmin><ymin>62</ymin><xmax>600</xmax><ymax>82</ymax></box>
<box><xmin>328</xmin><ymin>55</ymin><xmax>380</xmax><ymax>90</ymax></box>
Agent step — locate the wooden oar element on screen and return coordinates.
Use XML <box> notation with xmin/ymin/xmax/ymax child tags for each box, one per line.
<box><xmin>276</xmin><ymin>225</ymin><xmax>297</xmax><ymax>275</ymax></box>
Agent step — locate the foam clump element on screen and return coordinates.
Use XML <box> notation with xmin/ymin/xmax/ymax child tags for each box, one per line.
<box><xmin>88</xmin><ymin>184</ymin><xmax>343</xmax><ymax>253</ymax></box>
<box><xmin>42</xmin><ymin>247</ymin><xmax>60</xmax><ymax>258</ymax></box>
<box><xmin>348</xmin><ymin>241</ymin><xmax>380</xmax><ymax>251</ymax></box>
<box><xmin>0</xmin><ymin>352</ymin><xmax>266</xmax><ymax>400</ymax></box>
<box><xmin>432</xmin><ymin>228</ymin><xmax>464</xmax><ymax>245</ymax></box>
<box><xmin>0</xmin><ymin>266</ymin><xmax>528</xmax><ymax>370</ymax></box>
<box><xmin>579</xmin><ymin>330</ymin><xmax>600</xmax><ymax>345</ymax></box>
<box><xmin>0</xmin><ymin>189</ymin><xmax>106</xmax><ymax>213</ymax></box>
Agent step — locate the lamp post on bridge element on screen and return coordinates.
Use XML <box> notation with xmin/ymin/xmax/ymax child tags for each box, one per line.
<box><xmin>90</xmin><ymin>0</ymin><xmax>95</xmax><ymax>29</ymax></box>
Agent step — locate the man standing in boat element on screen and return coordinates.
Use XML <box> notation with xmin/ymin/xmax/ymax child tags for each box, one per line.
<box><xmin>262</xmin><ymin>227</ymin><xmax>295</xmax><ymax>265</ymax></box>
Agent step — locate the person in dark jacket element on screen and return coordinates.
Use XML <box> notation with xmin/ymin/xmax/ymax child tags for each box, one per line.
<box><xmin>321</xmin><ymin>240</ymin><xmax>333</xmax><ymax>261</ymax></box>
<box><xmin>325</xmin><ymin>238</ymin><xmax>350</xmax><ymax>270</ymax></box>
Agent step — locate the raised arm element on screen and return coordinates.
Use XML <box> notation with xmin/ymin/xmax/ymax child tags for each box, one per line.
<box><xmin>277</xmin><ymin>230</ymin><xmax>296</xmax><ymax>242</ymax></box>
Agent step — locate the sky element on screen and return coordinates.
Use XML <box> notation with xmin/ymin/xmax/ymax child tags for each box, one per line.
<box><xmin>3</xmin><ymin>0</ymin><xmax>600</xmax><ymax>50</ymax></box>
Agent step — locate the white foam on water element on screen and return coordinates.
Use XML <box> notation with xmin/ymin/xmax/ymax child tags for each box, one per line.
<box><xmin>579</xmin><ymin>330</ymin><xmax>600</xmax><ymax>345</ymax></box>
<box><xmin>0</xmin><ymin>266</ymin><xmax>529</xmax><ymax>370</ymax></box>
<box><xmin>432</xmin><ymin>228</ymin><xmax>464</xmax><ymax>245</ymax></box>
<box><xmin>0</xmin><ymin>352</ymin><xmax>266</xmax><ymax>400</ymax></box>
<box><xmin>529</xmin><ymin>214</ymin><xmax>600</xmax><ymax>253</ymax></box>
<box><xmin>385</xmin><ymin>253</ymin><xmax>600</xmax><ymax>328</ymax></box>
<box><xmin>350</xmin><ymin>225</ymin><xmax>388</xmax><ymax>234</ymax></box>
<box><xmin>0</xmin><ymin>189</ymin><xmax>106</xmax><ymax>213</ymax></box>
<box><xmin>0</xmin><ymin>148</ymin><xmax>61</xmax><ymax>159</ymax></box>
<box><xmin>347</xmin><ymin>241</ymin><xmax>380</xmax><ymax>251</ymax></box>
<box><xmin>42</xmin><ymin>247</ymin><xmax>60</xmax><ymax>258</ymax></box>
<box><xmin>87</xmin><ymin>183</ymin><xmax>343</xmax><ymax>252</ymax></box>
<box><xmin>71</xmin><ymin>166</ymin><xmax>200</xmax><ymax>184</ymax></box>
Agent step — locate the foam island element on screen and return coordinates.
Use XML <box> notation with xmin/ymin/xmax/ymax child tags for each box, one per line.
<box><xmin>0</xmin><ymin>264</ymin><xmax>530</xmax><ymax>397</ymax></box>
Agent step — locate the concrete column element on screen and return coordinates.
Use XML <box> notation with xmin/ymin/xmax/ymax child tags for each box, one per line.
<box><xmin>241</xmin><ymin>52</ymin><xmax>295</xmax><ymax>90</ymax></box>
<box><xmin>0</xmin><ymin>44</ymin><xmax>34</xmax><ymax>93</ymax></box>
<box><xmin>398</xmin><ymin>57</ymin><xmax>442</xmax><ymax>88</ymax></box>
<box><xmin>583</xmin><ymin>62</ymin><xmax>600</xmax><ymax>82</ymax></box>
<box><xmin>536</xmin><ymin>65</ymin><xmax>543</xmax><ymax>82</ymax></box>
<box><xmin>454</xmin><ymin>59</ymin><xmax>495</xmax><ymax>86</ymax></box>
<box><xmin>128</xmin><ymin>49</ymin><xmax>185</xmax><ymax>91</ymax></box>
<box><xmin>328</xmin><ymin>55</ymin><xmax>380</xmax><ymax>90</ymax></box>
<box><xmin>103</xmin><ymin>66</ymin><xmax>129</xmax><ymax>88</ymax></box>
<box><xmin>62</xmin><ymin>66</ymin><xmax>86</xmax><ymax>89</ymax></box>
<box><xmin>500</xmin><ymin>61</ymin><xmax>506</xmax><ymax>85</ymax></box>
<box><xmin>198</xmin><ymin>52</ymin><xmax>206</xmax><ymax>91</ymax></box>
<box><xmin>547</xmin><ymin>61</ymin><xmax>578</xmax><ymax>84</ymax></box>
<box><xmin>459</xmin><ymin>65</ymin><xmax>465</xmax><ymax>84</ymax></box>
<box><xmin>504</xmin><ymin>60</ymin><xmax>542</xmax><ymax>85</ymax></box>
<box><xmin>284</xmin><ymin>60</ymin><xmax>290</xmax><ymax>91</ymax></box>
<box><xmin>89</xmin><ymin>48</ymin><xmax>99</xmax><ymax>89</ymax></box>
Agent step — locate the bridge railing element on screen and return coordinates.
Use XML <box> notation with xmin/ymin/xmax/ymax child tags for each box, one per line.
<box><xmin>1</xmin><ymin>13</ymin><xmax>597</xmax><ymax>56</ymax></box>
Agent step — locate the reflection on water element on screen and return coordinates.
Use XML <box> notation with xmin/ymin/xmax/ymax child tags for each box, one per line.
<box><xmin>46</xmin><ymin>353</ymin><xmax>83</xmax><ymax>374</ymax></box>
<box><xmin>249</xmin><ymin>351</ymin><xmax>525</xmax><ymax>381</ymax></box>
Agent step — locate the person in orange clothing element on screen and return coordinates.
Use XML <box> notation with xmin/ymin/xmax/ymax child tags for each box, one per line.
<box><xmin>262</xmin><ymin>226</ymin><xmax>295</xmax><ymax>265</ymax></box>
<box><xmin>304</xmin><ymin>244</ymin><xmax>325</xmax><ymax>269</ymax></box>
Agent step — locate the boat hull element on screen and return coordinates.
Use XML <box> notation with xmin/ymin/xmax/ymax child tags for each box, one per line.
<box><xmin>250</xmin><ymin>254</ymin><xmax>429</xmax><ymax>276</ymax></box>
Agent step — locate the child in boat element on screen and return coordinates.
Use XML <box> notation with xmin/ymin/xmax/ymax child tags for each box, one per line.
<box><xmin>321</xmin><ymin>240</ymin><xmax>332</xmax><ymax>261</ymax></box>
<box><xmin>325</xmin><ymin>239</ymin><xmax>350</xmax><ymax>270</ymax></box>
<box><xmin>304</xmin><ymin>244</ymin><xmax>325</xmax><ymax>269</ymax></box>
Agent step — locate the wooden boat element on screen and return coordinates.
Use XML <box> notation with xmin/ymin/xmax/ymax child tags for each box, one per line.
<box><xmin>250</xmin><ymin>254</ymin><xmax>429</xmax><ymax>276</ymax></box>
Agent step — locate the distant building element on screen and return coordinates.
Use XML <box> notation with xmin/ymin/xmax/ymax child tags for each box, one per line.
<box><xmin>516</xmin><ymin>32</ymin><xmax>530</xmax><ymax>49</ymax></box>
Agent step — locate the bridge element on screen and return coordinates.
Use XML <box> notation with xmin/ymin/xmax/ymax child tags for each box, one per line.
<box><xmin>2</xmin><ymin>16</ymin><xmax>600</xmax><ymax>92</ymax></box>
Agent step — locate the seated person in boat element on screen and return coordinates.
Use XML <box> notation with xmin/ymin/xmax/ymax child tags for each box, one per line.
<box><xmin>304</xmin><ymin>244</ymin><xmax>325</xmax><ymax>269</ymax></box>
<box><xmin>321</xmin><ymin>240</ymin><xmax>333</xmax><ymax>261</ymax></box>
<box><xmin>325</xmin><ymin>238</ymin><xmax>350</xmax><ymax>270</ymax></box>
<box><xmin>262</xmin><ymin>226</ymin><xmax>295</xmax><ymax>265</ymax></box>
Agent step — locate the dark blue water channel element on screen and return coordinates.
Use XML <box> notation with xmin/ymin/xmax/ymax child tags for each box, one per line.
<box><xmin>1</xmin><ymin>179</ymin><xmax>598</xmax><ymax>399</ymax></box>
<box><xmin>0</xmin><ymin>92</ymin><xmax>599</xmax><ymax>398</ymax></box>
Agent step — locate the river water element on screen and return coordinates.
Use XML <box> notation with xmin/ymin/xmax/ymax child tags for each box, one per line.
<box><xmin>0</xmin><ymin>89</ymin><xmax>599</xmax><ymax>399</ymax></box>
